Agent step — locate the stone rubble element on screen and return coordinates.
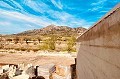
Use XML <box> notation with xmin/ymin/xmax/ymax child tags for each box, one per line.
<box><xmin>0</xmin><ymin>63</ymin><xmax>71</xmax><ymax>79</ymax></box>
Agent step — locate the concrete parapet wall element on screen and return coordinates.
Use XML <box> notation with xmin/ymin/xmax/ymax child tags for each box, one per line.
<box><xmin>76</xmin><ymin>3</ymin><xmax>120</xmax><ymax>79</ymax></box>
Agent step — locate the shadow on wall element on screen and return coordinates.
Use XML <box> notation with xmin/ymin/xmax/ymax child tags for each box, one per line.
<box><xmin>70</xmin><ymin>58</ymin><xmax>77</xmax><ymax>79</ymax></box>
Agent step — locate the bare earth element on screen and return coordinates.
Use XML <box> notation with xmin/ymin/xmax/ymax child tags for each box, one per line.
<box><xmin>0</xmin><ymin>53</ymin><xmax>75</xmax><ymax>66</ymax></box>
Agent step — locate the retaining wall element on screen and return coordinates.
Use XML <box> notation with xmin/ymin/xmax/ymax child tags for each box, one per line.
<box><xmin>76</xmin><ymin>3</ymin><xmax>120</xmax><ymax>79</ymax></box>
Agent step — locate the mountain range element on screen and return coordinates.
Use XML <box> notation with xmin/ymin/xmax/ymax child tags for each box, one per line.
<box><xmin>15</xmin><ymin>25</ymin><xmax>87</xmax><ymax>37</ymax></box>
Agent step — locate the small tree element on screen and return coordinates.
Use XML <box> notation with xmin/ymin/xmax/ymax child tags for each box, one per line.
<box><xmin>6</xmin><ymin>39</ymin><xmax>12</xmax><ymax>42</ymax></box>
<box><xmin>48</xmin><ymin>35</ymin><xmax>57</xmax><ymax>50</ymax></box>
<box><xmin>39</xmin><ymin>41</ymin><xmax>49</xmax><ymax>50</ymax></box>
<box><xmin>13</xmin><ymin>37</ymin><xmax>19</xmax><ymax>44</ymax></box>
<box><xmin>37</xmin><ymin>37</ymin><xmax>41</xmax><ymax>43</ymax></box>
<box><xmin>67</xmin><ymin>36</ymin><xmax>76</xmax><ymax>53</ymax></box>
<box><xmin>24</xmin><ymin>38</ymin><xmax>31</xmax><ymax>44</ymax></box>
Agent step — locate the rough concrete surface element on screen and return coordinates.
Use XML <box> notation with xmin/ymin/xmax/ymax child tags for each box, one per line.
<box><xmin>77</xmin><ymin>3</ymin><xmax>120</xmax><ymax>79</ymax></box>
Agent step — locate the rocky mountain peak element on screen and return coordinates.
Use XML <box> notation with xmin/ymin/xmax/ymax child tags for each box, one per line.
<box><xmin>15</xmin><ymin>25</ymin><xmax>87</xmax><ymax>36</ymax></box>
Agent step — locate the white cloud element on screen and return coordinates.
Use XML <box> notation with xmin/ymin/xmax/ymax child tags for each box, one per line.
<box><xmin>0</xmin><ymin>1</ymin><xmax>14</xmax><ymax>9</ymax></box>
<box><xmin>91</xmin><ymin>0</ymin><xmax>107</xmax><ymax>6</ymax></box>
<box><xmin>0</xmin><ymin>8</ymin><xmax>92</xmax><ymax>31</ymax></box>
<box><xmin>23</xmin><ymin>0</ymin><xmax>50</xmax><ymax>13</ymax></box>
<box><xmin>88</xmin><ymin>6</ymin><xmax>103</xmax><ymax>11</ymax></box>
<box><xmin>89</xmin><ymin>0</ymin><xmax>107</xmax><ymax>11</ymax></box>
<box><xmin>0</xmin><ymin>21</ymin><xmax>11</xmax><ymax>26</ymax></box>
<box><xmin>47</xmin><ymin>10</ymin><xmax>92</xmax><ymax>27</ymax></box>
<box><xmin>0</xmin><ymin>9</ymin><xmax>53</xmax><ymax>27</ymax></box>
<box><xmin>51</xmin><ymin>0</ymin><xmax>63</xmax><ymax>9</ymax></box>
<box><xmin>0</xmin><ymin>0</ymin><xmax>93</xmax><ymax>34</ymax></box>
<box><xmin>7</xmin><ymin>0</ymin><xmax>24</xmax><ymax>10</ymax></box>
<box><xmin>99</xmin><ymin>10</ymin><xmax>108</xmax><ymax>13</ymax></box>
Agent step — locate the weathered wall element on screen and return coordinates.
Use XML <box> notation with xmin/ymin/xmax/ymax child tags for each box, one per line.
<box><xmin>76</xmin><ymin>3</ymin><xmax>120</xmax><ymax>79</ymax></box>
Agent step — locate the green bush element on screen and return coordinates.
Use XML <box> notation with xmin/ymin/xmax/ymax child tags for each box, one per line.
<box><xmin>48</xmin><ymin>35</ymin><xmax>57</xmax><ymax>50</ymax></box>
<box><xmin>9</xmin><ymin>51</ymin><xmax>15</xmax><ymax>53</ymax></box>
<box><xmin>38</xmin><ymin>43</ymin><xmax>49</xmax><ymax>50</ymax></box>
<box><xmin>67</xmin><ymin>36</ymin><xmax>76</xmax><ymax>53</ymax></box>
<box><xmin>38</xmin><ymin>35</ymin><xmax>57</xmax><ymax>51</ymax></box>
<box><xmin>20</xmin><ymin>47</ymin><xmax>26</xmax><ymax>51</ymax></box>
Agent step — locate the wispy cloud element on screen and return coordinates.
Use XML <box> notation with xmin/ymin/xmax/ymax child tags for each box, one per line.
<box><xmin>51</xmin><ymin>0</ymin><xmax>63</xmax><ymax>10</ymax></box>
<box><xmin>0</xmin><ymin>9</ymin><xmax>45</xmax><ymax>26</ymax></box>
<box><xmin>0</xmin><ymin>0</ymin><xmax>119</xmax><ymax>34</ymax></box>
<box><xmin>99</xmin><ymin>10</ymin><xmax>108</xmax><ymax>13</ymax></box>
<box><xmin>1</xmin><ymin>0</ymin><xmax>23</xmax><ymax>11</ymax></box>
<box><xmin>91</xmin><ymin>0</ymin><xmax>107</xmax><ymax>6</ymax></box>
<box><xmin>0</xmin><ymin>1</ymin><xmax>14</xmax><ymax>10</ymax></box>
<box><xmin>43</xmin><ymin>10</ymin><xmax>92</xmax><ymax>27</ymax></box>
<box><xmin>23</xmin><ymin>0</ymin><xmax>50</xmax><ymax>13</ymax></box>
<box><xmin>0</xmin><ymin>21</ymin><xmax>11</xmax><ymax>26</ymax></box>
<box><xmin>89</xmin><ymin>0</ymin><xmax>107</xmax><ymax>11</ymax></box>
<box><xmin>88</xmin><ymin>6</ymin><xmax>103</xmax><ymax>11</ymax></box>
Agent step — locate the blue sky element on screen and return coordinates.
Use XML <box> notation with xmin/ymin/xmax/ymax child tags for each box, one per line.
<box><xmin>0</xmin><ymin>0</ymin><xmax>119</xmax><ymax>34</ymax></box>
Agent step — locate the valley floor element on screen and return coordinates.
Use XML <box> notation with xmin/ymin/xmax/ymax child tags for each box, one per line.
<box><xmin>0</xmin><ymin>51</ymin><xmax>75</xmax><ymax>66</ymax></box>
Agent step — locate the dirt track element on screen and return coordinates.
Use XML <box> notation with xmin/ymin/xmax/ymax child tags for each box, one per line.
<box><xmin>0</xmin><ymin>53</ymin><xmax>75</xmax><ymax>66</ymax></box>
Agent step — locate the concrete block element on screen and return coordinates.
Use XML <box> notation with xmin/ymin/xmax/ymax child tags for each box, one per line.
<box><xmin>25</xmin><ymin>66</ymin><xmax>35</xmax><ymax>78</ymax></box>
<box><xmin>52</xmin><ymin>73</ymin><xmax>66</xmax><ymax>79</ymax></box>
<box><xmin>2</xmin><ymin>65</ymin><xmax>9</xmax><ymax>73</ymax></box>
<box><xmin>0</xmin><ymin>68</ymin><xmax>3</xmax><ymax>74</ymax></box>
<box><xmin>8</xmin><ymin>65</ymin><xmax>16</xmax><ymax>77</ymax></box>
<box><xmin>37</xmin><ymin>64</ymin><xmax>55</xmax><ymax>79</ymax></box>
<box><xmin>15</xmin><ymin>69</ymin><xmax>23</xmax><ymax>76</ymax></box>
<box><xmin>13</xmin><ymin>74</ymin><xmax>29</xmax><ymax>79</ymax></box>
<box><xmin>18</xmin><ymin>64</ymin><xmax>25</xmax><ymax>70</ymax></box>
<box><xmin>56</xmin><ymin>65</ymin><xmax>68</xmax><ymax>76</ymax></box>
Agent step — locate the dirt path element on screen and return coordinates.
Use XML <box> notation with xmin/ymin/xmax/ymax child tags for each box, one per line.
<box><xmin>0</xmin><ymin>53</ymin><xmax>75</xmax><ymax>66</ymax></box>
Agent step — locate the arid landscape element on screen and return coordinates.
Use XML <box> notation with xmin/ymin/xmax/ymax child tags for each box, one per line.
<box><xmin>0</xmin><ymin>25</ymin><xmax>86</xmax><ymax>52</ymax></box>
<box><xmin>0</xmin><ymin>0</ymin><xmax>119</xmax><ymax>79</ymax></box>
<box><xmin>0</xmin><ymin>50</ymin><xmax>75</xmax><ymax>66</ymax></box>
<box><xmin>0</xmin><ymin>25</ymin><xmax>84</xmax><ymax>79</ymax></box>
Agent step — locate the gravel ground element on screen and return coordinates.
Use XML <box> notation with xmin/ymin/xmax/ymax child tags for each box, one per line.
<box><xmin>0</xmin><ymin>52</ymin><xmax>75</xmax><ymax>66</ymax></box>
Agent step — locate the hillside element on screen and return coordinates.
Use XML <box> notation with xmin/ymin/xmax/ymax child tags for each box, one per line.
<box><xmin>0</xmin><ymin>25</ymin><xmax>87</xmax><ymax>52</ymax></box>
<box><xmin>16</xmin><ymin>25</ymin><xmax>87</xmax><ymax>37</ymax></box>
